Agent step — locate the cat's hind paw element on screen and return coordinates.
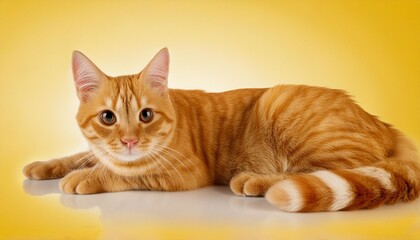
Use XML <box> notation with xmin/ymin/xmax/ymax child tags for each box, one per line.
<box><xmin>230</xmin><ymin>172</ymin><xmax>286</xmax><ymax>197</ymax></box>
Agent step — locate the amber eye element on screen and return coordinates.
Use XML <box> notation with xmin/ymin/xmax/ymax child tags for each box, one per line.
<box><xmin>99</xmin><ymin>110</ymin><xmax>116</xmax><ymax>126</ymax></box>
<box><xmin>140</xmin><ymin>108</ymin><xmax>154</xmax><ymax>123</ymax></box>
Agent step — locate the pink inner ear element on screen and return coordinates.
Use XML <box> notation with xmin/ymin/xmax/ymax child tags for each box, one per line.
<box><xmin>72</xmin><ymin>51</ymin><xmax>103</xmax><ymax>102</ymax></box>
<box><xmin>143</xmin><ymin>48</ymin><xmax>170</xmax><ymax>94</ymax></box>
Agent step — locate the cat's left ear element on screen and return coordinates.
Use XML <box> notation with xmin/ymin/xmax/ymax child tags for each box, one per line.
<box><xmin>140</xmin><ymin>48</ymin><xmax>169</xmax><ymax>96</ymax></box>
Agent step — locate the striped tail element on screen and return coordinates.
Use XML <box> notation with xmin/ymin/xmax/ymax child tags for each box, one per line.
<box><xmin>265</xmin><ymin>132</ymin><xmax>420</xmax><ymax>212</ymax></box>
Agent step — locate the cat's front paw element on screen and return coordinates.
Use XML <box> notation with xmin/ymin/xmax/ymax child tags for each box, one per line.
<box><xmin>23</xmin><ymin>160</ymin><xmax>68</xmax><ymax>180</ymax></box>
<box><xmin>59</xmin><ymin>168</ymin><xmax>104</xmax><ymax>194</ymax></box>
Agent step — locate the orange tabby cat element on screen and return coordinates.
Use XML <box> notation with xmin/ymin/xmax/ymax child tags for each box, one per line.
<box><xmin>23</xmin><ymin>48</ymin><xmax>420</xmax><ymax>212</ymax></box>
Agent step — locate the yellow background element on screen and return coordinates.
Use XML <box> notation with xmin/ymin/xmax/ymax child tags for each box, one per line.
<box><xmin>1</xmin><ymin>0</ymin><xmax>419</xmax><ymax>239</ymax></box>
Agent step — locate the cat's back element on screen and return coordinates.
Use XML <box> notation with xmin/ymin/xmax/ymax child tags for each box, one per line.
<box><xmin>253</xmin><ymin>84</ymin><xmax>394</xmax><ymax>170</ymax></box>
<box><xmin>169</xmin><ymin>87</ymin><xmax>268</xmax><ymax>121</ymax></box>
<box><xmin>257</xmin><ymin>84</ymin><xmax>385</xmax><ymax>128</ymax></box>
<box><xmin>258</xmin><ymin>84</ymin><xmax>353</xmax><ymax>115</ymax></box>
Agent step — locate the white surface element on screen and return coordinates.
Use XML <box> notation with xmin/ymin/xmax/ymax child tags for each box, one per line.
<box><xmin>23</xmin><ymin>179</ymin><xmax>420</xmax><ymax>239</ymax></box>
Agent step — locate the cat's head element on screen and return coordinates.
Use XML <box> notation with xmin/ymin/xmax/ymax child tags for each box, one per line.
<box><xmin>72</xmin><ymin>48</ymin><xmax>176</xmax><ymax>175</ymax></box>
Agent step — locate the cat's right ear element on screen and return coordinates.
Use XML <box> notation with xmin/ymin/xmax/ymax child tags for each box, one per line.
<box><xmin>72</xmin><ymin>51</ymin><xmax>106</xmax><ymax>102</ymax></box>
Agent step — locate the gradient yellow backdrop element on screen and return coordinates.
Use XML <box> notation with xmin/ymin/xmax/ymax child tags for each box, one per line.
<box><xmin>1</xmin><ymin>0</ymin><xmax>419</xmax><ymax>239</ymax></box>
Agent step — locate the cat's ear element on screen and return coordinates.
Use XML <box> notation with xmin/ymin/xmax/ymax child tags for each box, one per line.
<box><xmin>140</xmin><ymin>48</ymin><xmax>169</xmax><ymax>95</ymax></box>
<box><xmin>72</xmin><ymin>51</ymin><xmax>106</xmax><ymax>102</ymax></box>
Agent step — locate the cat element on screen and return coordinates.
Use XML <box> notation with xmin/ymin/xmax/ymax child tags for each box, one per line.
<box><xmin>23</xmin><ymin>48</ymin><xmax>420</xmax><ymax>212</ymax></box>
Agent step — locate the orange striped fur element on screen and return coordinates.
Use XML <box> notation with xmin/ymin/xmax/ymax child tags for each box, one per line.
<box><xmin>24</xmin><ymin>48</ymin><xmax>420</xmax><ymax>212</ymax></box>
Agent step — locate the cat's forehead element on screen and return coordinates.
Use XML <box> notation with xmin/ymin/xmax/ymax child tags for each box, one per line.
<box><xmin>102</xmin><ymin>75</ymin><xmax>144</xmax><ymax>109</ymax></box>
<box><xmin>107</xmin><ymin>75</ymin><xmax>139</xmax><ymax>93</ymax></box>
<box><xmin>102</xmin><ymin>75</ymin><xmax>157</xmax><ymax>111</ymax></box>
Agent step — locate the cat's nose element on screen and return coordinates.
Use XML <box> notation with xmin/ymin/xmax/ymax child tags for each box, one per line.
<box><xmin>121</xmin><ymin>137</ymin><xmax>139</xmax><ymax>149</ymax></box>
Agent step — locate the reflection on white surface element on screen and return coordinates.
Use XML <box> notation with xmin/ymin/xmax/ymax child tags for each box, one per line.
<box><xmin>23</xmin><ymin>179</ymin><xmax>420</xmax><ymax>239</ymax></box>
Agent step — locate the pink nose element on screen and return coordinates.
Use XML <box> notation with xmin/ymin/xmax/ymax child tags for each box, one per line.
<box><xmin>121</xmin><ymin>137</ymin><xmax>139</xmax><ymax>149</ymax></box>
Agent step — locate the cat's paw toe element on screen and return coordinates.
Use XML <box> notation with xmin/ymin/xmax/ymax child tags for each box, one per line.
<box><xmin>59</xmin><ymin>173</ymin><xmax>78</xmax><ymax>194</ymax></box>
<box><xmin>59</xmin><ymin>171</ymin><xmax>103</xmax><ymax>194</ymax></box>
<box><xmin>242</xmin><ymin>178</ymin><xmax>270</xmax><ymax>197</ymax></box>
<box><xmin>23</xmin><ymin>161</ymin><xmax>42</xmax><ymax>179</ymax></box>
<box><xmin>23</xmin><ymin>161</ymin><xmax>64</xmax><ymax>180</ymax></box>
<box><xmin>74</xmin><ymin>180</ymin><xmax>103</xmax><ymax>194</ymax></box>
<box><xmin>230</xmin><ymin>172</ymin><xmax>254</xmax><ymax>196</ymax></box>
<box><xmin>230</xmin><ymin>172</ymin><xmax>273</xmax><ymax>197</ymax></box>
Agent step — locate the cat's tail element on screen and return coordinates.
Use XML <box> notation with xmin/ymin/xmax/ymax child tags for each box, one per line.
<box><xmin>265</xmin><ymin>130</ymin><xmax>420</xmax><ymax>212</ymax></box>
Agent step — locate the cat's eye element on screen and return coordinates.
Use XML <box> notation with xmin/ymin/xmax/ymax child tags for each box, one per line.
<box><xmin>99</xmin><ymin>110</ymin><xmax>116</xmax><ymax>126</ymax></box>
<box><xmin>140</xmin><ymin>108</ymin><xmax>154</xmax><ymax>123</ymax></box>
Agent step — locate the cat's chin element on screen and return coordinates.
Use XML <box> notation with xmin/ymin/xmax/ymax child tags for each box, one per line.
<box><xmin>109</xmin><ymin>151</ymin><xmax>147</xmax><ymax>163</ymax></box>
<box><xmin>90</xmin><ymin>145</ymin><xmax>149</xmax><ymax>164</ymax></box>
<box><xmin>86</xmin><ymin>146</ymin><xmax>150</xmax><ymax>176</ymax></box>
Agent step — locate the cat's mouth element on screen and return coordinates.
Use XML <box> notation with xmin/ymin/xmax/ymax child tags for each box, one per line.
<box><xmin>90</xmin><ymin>144</ymin><xmax>150</xmax><ymax>163</ymax></box>
<box><xmin>109</xmin><ymin>148</ymin><xmax>149</xmax><ymax>162</ymax></box>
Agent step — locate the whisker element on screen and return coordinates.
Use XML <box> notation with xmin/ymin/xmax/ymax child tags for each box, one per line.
<box><xmin>150</xmin><ymin>151</ymin><xmax>185</xmax><ymax>187</ymax></box>
<box><xmin>156</xmin><ymin>144</ymin><xmax>205</xmax><ymax>184</ymax></box>
<box><xmin>148</xmin><ymin>152</ymin><xmax>172</xmax><ymax>178</ymax></box>
<box><xmin>69</xmin><ymin>153</ymin><xmax>94</xmax><ymax>171</ymax></box>
<box><xmin>72</xmin><ymin>154</ymin><xmax>97</xmax><ymax>171</ymax></box>
<box><xmin>155</xmin><ymin>146</ymin><xmax>198</xmax><ymax>186</ymax></box>
<box><xmin>145</xmin><ymin>153</ymin><xmax>164</xmax><ymax>176</ymax></box>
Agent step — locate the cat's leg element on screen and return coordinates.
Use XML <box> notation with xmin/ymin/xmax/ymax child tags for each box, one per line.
<box><xmin>59</xmin><ymin>161</ymin><xmax>207</xmax><ymax>194</ymax></box>
<box><xmin>230</xmin><ymin>172</ymin><xmax>286</xmax><ymax>197</ymax></box>
<box><xmin>23</xmin><ymin>151</ymin><xmax>97</xmax><ymax>180</ymax></box>
<box><xmin>229</xmin><ymin>131</ymin><xmax>287</xmax><ymax>197</ymax></box>
<box><xmin>59</xmin><ymin>165</ymin><xmax>124</xmax><ymax>194</ymax></box>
